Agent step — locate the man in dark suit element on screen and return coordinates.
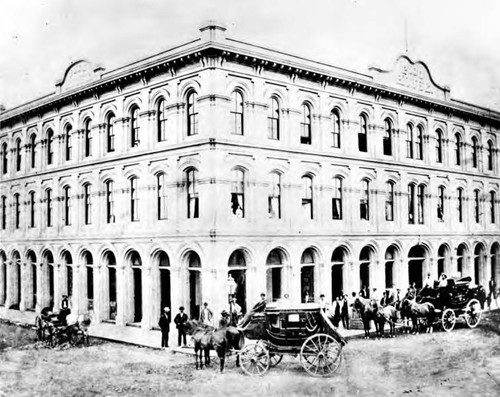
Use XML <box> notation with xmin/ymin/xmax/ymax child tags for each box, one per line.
<box><xmin>341</xmin><ymin>295</ymin><xmax>349</xmax><ymax>329</ymax></box>
<box><xmin>174</xmin><ymin>306</ymin><xmax>188</xmax><ymax>347</ymax></box>
<box><xmin>158</xmin><ymin>306</ymin><xmax>171</xmax><ymax>348</ymax></box>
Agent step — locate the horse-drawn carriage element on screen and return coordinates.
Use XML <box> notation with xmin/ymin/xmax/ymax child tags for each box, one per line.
<box><xmin>35</xmin><ymin>308</ymin><xmax>91</xmax><ymax>347</ymax></box>
<box><xmin>417</xmin><ymin>276</ymin><xmax>483</xmax><ymax>332</ymax></box>
<box><xmin>238</xmin><ymin>303</ymin><xmax>346</xmax><ymax>377</ymax></box>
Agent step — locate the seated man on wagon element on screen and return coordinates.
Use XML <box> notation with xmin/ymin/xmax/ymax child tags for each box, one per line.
<box><xmin>238</xmin><ymin>293</ymin><xmax>267</xmax><ymax>328</ymax></box>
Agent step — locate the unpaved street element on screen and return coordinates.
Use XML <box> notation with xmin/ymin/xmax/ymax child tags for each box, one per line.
<box><xmin>1</xmin><ymin>310</ymin><xmax>500</xmax><ymax>397</ymax></box>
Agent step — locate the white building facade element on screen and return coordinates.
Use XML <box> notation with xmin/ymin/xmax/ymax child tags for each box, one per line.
<box><xmin>0</xmin><ymin>23</ymin><xmax>499</xmax><ymax>345</ymax></box>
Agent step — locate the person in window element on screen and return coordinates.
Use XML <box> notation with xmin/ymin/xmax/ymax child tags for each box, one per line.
<box><xmin>158</xmin><ymin>306</ymin><xmax>171</xmax><ymax>349</ymax></box>
<box><xmin>174</xmin><ymin>306</ymin><xmax>188</xmax><ymax>347</ymax></box>
<box><xmin>58</xmin><ymin>295</ymin><xmax>71</xmax><ymax>325</ymax></box>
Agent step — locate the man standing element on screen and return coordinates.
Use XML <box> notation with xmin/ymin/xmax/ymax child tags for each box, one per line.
<box><xmin>341</xmin><ymin>295</ymin><xmax>349</xmax><ymax>329</ymax></box>
<box><xmin>318</xmin><ymin>294</ymin><xmax>328</xmax><ymax>313</ymax></box>
<box><xmin>199</xmin><ymin>302</ymin><xmax>213</xmax><ymax>327</ymax></box>
<box><xmin>158</xmin><ymin>307</ymin><xmax>171</xmax><ymax>348</ymax></box>
<box><xmin>230</xmin><ymin>295</ymin><xmax>242</xmax><ymax>326</ymax></box>
<box><xmin>489</xmin><ymin>278</ymin><xmax>498</xmax><ymax>309</ymax></box>
<box><xmin>58</xmin><ymin>295</ymin><xmax>71</xmax><ymax>325</ymax></box>
<box><xmin>423</xmin><ymin>273</ymin><xmax>434</xmax><ymax>289</ymax></box>
<box><xmin>174</xmin><ymin>306</ymin><xmax>188</xmax><ymax>347</ymax></box>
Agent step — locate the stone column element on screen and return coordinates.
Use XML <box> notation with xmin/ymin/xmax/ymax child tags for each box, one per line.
<box><xmin>142</xmin><ymin>260</ymin><xmax>154</xmax><ymax>329</ymax></box>
<box><xmin>116</xmin><ymin>265</ymin><xmax>129</xmax><ymax>326</ymax></box>
<box><xmin>20</xmin><ymin>262</ymin><xmax>30</xmax><ymax>311</ymax></box>
<box><xmin>4</xmin><ymin>261</ymin><xmax>13</xmax><ymax>309</ymax></box>
<box><xmin>289</xmin><ymin>261</ymin><xmax>301</xmax><ymax>305</ymax></box>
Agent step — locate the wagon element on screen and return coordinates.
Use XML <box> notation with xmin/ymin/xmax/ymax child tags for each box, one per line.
<box><xmin>418</xmin><ymin>276</ymin><xmax>484</xmax><ymax>332</ymax></box>
<box><xmin>238</xmin><ymin>303</ymin><xmax>346</xmax><ymax>377</ymax></box>
<box><xmin>35</xmin><ymin>308</ymin><xmax>90</xmax><ymax>347</ymax></box>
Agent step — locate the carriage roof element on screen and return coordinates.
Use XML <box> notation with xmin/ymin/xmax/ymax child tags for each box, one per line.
<box><xmin>264</xmin><ymin>302</ymin><xmax>322</xmax><ymax>314</ymax></box>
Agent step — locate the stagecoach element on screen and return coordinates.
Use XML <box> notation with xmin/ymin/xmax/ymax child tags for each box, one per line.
<box><xmin>417</xmin><ymin>276</ymin><xmax>484</xmax><ymax>332</ymax></box>
<box><xmin>238</xmin><ymin>303</ymin><xmax>346</xmax><ymax>377</ymax></box>
<box><xmin>35</xmin><ymin>308</ymin><xmax>90</xmax><ymax>347</ymax></box>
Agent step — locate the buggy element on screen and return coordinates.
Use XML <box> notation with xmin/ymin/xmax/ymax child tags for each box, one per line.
<box><xmin>34</xmin><ymin>308</ymin><xmax>90</xmax><ymax>347</ymax></box>
<box><xmin>417</xmin><ymin>276</ymin><xmax>484</xmax><ymax>332</ymax></box>
<box><xmin>238</xmin><ymin>303</ymin><xmax>346</xmax><ymax>377</ymax></box>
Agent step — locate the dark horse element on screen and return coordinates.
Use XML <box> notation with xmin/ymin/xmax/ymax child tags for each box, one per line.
<box><xmin>185</xmin><ymin>320</ymin><xmax>244</xmax><ymax>372</ymax></box>
<box><xmin>377</xmin><ymin>305</ymin><xmax>398</xmax><ymax>337</ymax></box>
<box><xmin>353</xmin><ymin>297</ymin><xmax>379</xmax><ymax>338</ymax></box>
<box><xmin>401</xmin><ymin>298</ymin><xmax>435</xmax><ymax>333</ymax></box>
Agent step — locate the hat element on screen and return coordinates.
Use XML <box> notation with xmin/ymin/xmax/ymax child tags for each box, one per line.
<box><xmin>221</xmin><ymin>310</ymin><xmax>229</xmax><ymax>316</ymax></box>
<box><xmin>203</xmin><ymin>302</ymin><xmax>208</xmax><ymax>306</ymax></box>
<box><xmin>179</xmin><ymin>306</ymin><xmax>185</xmax><ymax>311</ymax></box>
<box><xmin>163</xmin><ymin>306</ymin><xmax>169</xmax><ymax>311</ymax></box>
<box><xmin>320</xmin><ymin>294</ymin><xmax>325</xmax><ymax>298</ymax></box>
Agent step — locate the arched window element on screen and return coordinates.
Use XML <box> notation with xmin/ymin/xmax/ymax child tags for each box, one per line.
<box><xmin>437</xmin><ymin>186</ymin><xmax>445</xmax><ymax>222</ymax></box>
<box><xmin>130</xmin><ymin>177</ymin><xmax>139</xmax><ymax>221</ymax></box>
<box><xmin>47</xmin><ymin>129</ymin><xmax>54</xmax><ymax>165</ymax></box>
<box><xmin>332</xmin><ymin>177</ymin><xmax>343</xmax><ymax>220</ymax></box>
<box><xmin>1</xmin><ymin>143</ymin><xmax>7</xmax><ymax>174</ymax></box>
<box><xmin>408</xmin><ymin>184</ymin><xmax>416</xmax><ymax>224</ymax></box>
<box><xmin>268</xmin><ymin>97</ymin><xmax>280</xmax><ymax>140</ymax></box>
<box><xmin>490</xmin><ymin>191</ymin><xmax>496</xmax><ymax>224</ymax></box>
<box><xmin>436</xmin><ymin>129</ymin><xmax>443</xmax><ymax>163</ymax></box>
<box><xmin>231</xmin><ymin>169</ymin><xmax>245</xmax><ymax>217</ymax></box>
<box><xmin>106</xmin><ymin>180</ymin><xmax>115</xmax><ymax>223</ymax></box>
<box><xmin>231</xmin><ymin>91</ymin><xmax>244</xmax><ymax>135</ymax></box>
<box><xmin>187</xmin><ymin>169</ymin><xmax>199</xmax><ymax>218</ymax></box>
<box><xmin>487</xmin><ymin>140</ymin><xmax>494</xmax><ymax>171</ymax></box>
<box><xmin>29</xmin><ymin>191</ymin><xmax>36</xmax><ymax>228</ymax></box>
<box><xmin>471</xmin><ymin>137</ymin><xmax>479</xmax><ymax>168</ymax></box>
<box><xmin>130</xmin><ymin>106</ymin><xmax>140</xmax><ymax>147</ymax></box>
<box><xmin>15</xmin><ymin>138</ymin><xmax>22</xmax><ymax>172</ymax></box>
<box><xmin>84</xmin><ymin>183</ymin><xmax>92</xmax><ymax>225</ymax></box>
<box><xmin>106</xmin><ymin>113</ymin><xmax>115</xmax><ymax>153</ymax></box>
<box><xmin>383</xmin><ymin>119</ymin><xmax>392</xmax><ymax>156</ymax></box>
<box><xmin>455</xmin><ymin>133</ymin><xmax>462</xmax><ymax>166</ymax></box>
<box><xmin>186</xmin><ymin>91</ymin><xmax>198</xmax><ymax>136</ymax></box>
<box><xmin>157</xmin><ymin>173</ymin><xmax>167</xmax><ymax>220</ymax></box>
<box><xmin>406</xmin><ymin>124</ymin><xmax>414</xmax><ymax>158</ymax></box>
<box><xmin>302</xmin><ymin>175</ymin><xmax>313</xmax><ymax>219</ymax></box>
<box><xmin>14</xmin><ymin>193</ymin><xmax>20</xmax><ymax>229</ymax></box>
<box><xmin>474</xmin><ymin>189</ymin><xmax>480</xmax><ymax>223</ymax></box>
<box><xmin>331</xmin><ymin>109</ymin><xmax>341</xmax><ymax>148</ymax></box>
<box><xmin>417</xmin><ymin>184</ymin><xmax>425</xmax><ymax>224</ymax></box>
<box><xmin>46</xmin><ymin>189</ymin><xmax>53</xmax><ymax>227</ymax></box>
<box><xmin>65</xmin><ymin>125</ymin><xmax>72</xmax><ymax>161</ymax></box>
<box><xmin>358</xmin><ymin>114</ymin><xmax>368</xmax><ymax>152</ymax></box>
<box><xmin>300</xmin><ymin>103</ymin><xmax>312</xmax><ymax>145</ymax></box>
<box><xmin>63</xmin><ymin>186</ymin><xmax>71</xmax><ymax>226</ymax></box>
<box><xmin>416</xmin><ymin>126</ymin><xmax>423</xmax><ymax>160</ymax></box>
<box><xmin>268</xmin><ymin>172</ymin><xmax>281</xmax><ymax>219</ymax></box>
<box><xmin>30</xmin><ymin>134</ymin><xmax>37</xmax><ymax>168</ymax></box>
<box><xmin>157</xmin><ymin>98</ymin><xmax>167</xmax><ymax>142</ymax></box>
<box><xmin>457</xmin><ymin>188</ymin><xmax>464</xmax><ymax>223</ymax></box>
<box><xmin>360</xmin><ymin>180</ymin><xmax>369</xmax><ymax>220</ymax></box>
<box><xmin>84</xmin><ymin>119</ymin><xmax>92</xmax><ymax>157</ymax></box>
<box><xmin>385</xmin><ymin>181</ymin><xmax>394</xmax><ymax>221</ymax></box>
<box><xmin>1</xmin><ymin>196</ymin><xmax>6</xmax><ymax>230</ymax></box>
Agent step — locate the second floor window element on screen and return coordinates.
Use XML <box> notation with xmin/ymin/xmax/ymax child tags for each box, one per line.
<box><xmin>457</xmin><ymin>188</ymin><xmax>464</xmax><ymax>223</ymax></box>
<box><xmin>471</xmin><ymin>137</ymin><xmax>478</xmax><ymax>168</ymax></box>
<box><xmin>231</xmin><ymin>169</ymin><xmax>245</xmax><ymax>217</ymax></box>
<box><xmin>2</xmin><ymin>143</ymin><xmax>7</xmax><ymax>174</ymax></box>
<box><xmin>332</xmin><ymin>177</ymin><xmax>342</xmax><ymax>220</ymax></box>
<box><xmin>157</xmin><ymin>98</ymin><xmax>167</xmax><ymax>142</ymax></box>
<box><xmin>302</xmin><ymin>176</ymin><xmax>313</xmax><ymax>219</ymax></box>
<box><xmin>417</xmin><ymin>185</ymin><xmax>425</xmax><ymax>224</ymax></box>
<box><xmin>106</xmin><ymin>114</ymin><xmax>115</xmax><ymax>153</ymax></box>
<box><xmin>187</xmin><ymin>91</ymin><xmax>198</xmax><ymax>136</ymax></box>
<box><xmin>383</xmin><ymin>119</ymin><xmax>392</xmax><ymax>156</ymax></box>
<box><xmin>84</xmin><ymin>184</ymin><xmax>92</xmax><ymax>225</ymax></box>
<box><xmin>29</xmin><ymin>191</ymin><xmax>36</xmax><ymax>228</ymax></box>
<box><xmin>106</xmin><ymin>181</ymin><xmax>115</xmax><ymax>223</ymax></box>
<box><xmin>436</xmin><ymin>129</ymin><xmax>443</xmax><ymax>163</ymax></box>
<box><xmin>358</xmin><ymin>115</ymin><xmax>368</xmax><ymax>152</ymax></box>
<box><xmin>1</xmin><ymin>196</ymin><xmax>6</xmax><ymax>229</ymax></box>
<box><xmin>408</xmin><ymin>184</ymin><xmax>415</xmax><ymax>224</ymax></box>
<box><xmin>487</xmin><ymin>140</ymin><xmax>494</xmax><ymax>171</ymax></box>
<box><xmin>131</xmin><ymin>107</ymin><xmax>140</xmax><ymax>147</ymax></box>
<box><xmin>64</xmin><ymin>187</ymin><xmax>71</xmax><ymax>226</ymax></box>
<box><xmin>331</xmin><ymin>110</ymin><xmax>341</xmax><ymax>148</ymax></box>
<box><xmin>437</xmin><ymin>186</ymin><xmax>445</xmax><ymax>222</ymax></box>
<box><xmin>47</xmin><ymin>129</ymin><xmax>54</xmax><ymax>165</ymax></box>
<box><xmin>30</xmin><ymin>134</ymin><xmax>37</xmax><ymax>168</ymax></box>
<box><xmin>187</xmin><ymin>169</ymin><xmax>199</xmax><ymax>218</ymax></box>
<box><xmin>231</xmin><ymin>91</ymin><xmax>244</xmax><ymax>135</ymax></box>
<box><xmin>300</xmin><ymin>104</ymin><xmax>312</xmax><ymax>145</ymax></box>
<box><xmin>46</xmin><ymin>189</ymin><xmax>53</xmax><ymax>227</ymax></box>
<box><xmin>14</xmin><ymin>193</ymin><xmax>20</xmax><ymax>229</ymax></box>
<box><xmin>491</xmin><ymin>191</ymin><xmax>496</xmax><ymax>224</ymax></box>
<box><xmin>415</xmin><ymin>126</ymin><xmax>423</xmax><ymax>160</ymax></box>
<box><xmin>360</xmin><ymin>180</ymin><xmax>369</xmax><ymax>220</ymax></box>
<box><xmin>65</xmin><ymin>125</ymin><xmax>72</xmax><ymax>161</ymax></box>
<box><xmin>157</xmin><ymin>173</ymin><xmax>167</xmax><ymax>220</ymax></box>
<box><xmin>474</xmin><ymin>189</ymin><xmax>480</xmax><ymax>223</ymax></box>
<box><xmin>455</xmin><ymin>133</ymin><xmax>462</xmax><ymax>166</ymax></box>
<box><xmin>385</xmin><ymin>182</ymin><xmax>394</xmax><ymax>221</ymax></box>
<box><xmin>268</xmin><ymin>172</ymin><xmax>281</xmax><ymax>219</ymax></box>
<box><xmin>268</xmin><ymin>97</ymin><xmax>280</xmax><ymax>140</ymax></box>
<box><xmin>406</xmin><ymin>124</ymin><xmax>414</xmax><ymax>158</ymax></box>
<box><xmin>16</xmin><ymin>139</ymin><xmax>22</xmax><ymax>172</ymax></box>
<box><xmin>84</xmin><ymin>119</ymin><xmax>92</xmax><ymax>157</ymax></box>
<box><xmin>130</xmin><ymin>177</ymin><xmax>139</xmax><ymax>221</ymax></box>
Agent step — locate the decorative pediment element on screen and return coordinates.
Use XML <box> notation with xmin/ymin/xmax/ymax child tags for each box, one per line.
<box><xmin>369</xmin><ymin>55</ymin><xmax>449</xmax><ymax>101</ymax></box>
<box><xmin>55</xmin><ymin>60</ymin><xmax>105</xmax><ymax>93</ymax></box>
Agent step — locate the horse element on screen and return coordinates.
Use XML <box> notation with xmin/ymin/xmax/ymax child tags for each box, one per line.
<box><xmin>353</xmin><ymin>297</ymin><xmax>379</xmax><ymax>338</ymax></box>
<box><xmin>377</xmin><ymin>305</ymin><xmax>398</xmax><ymax>337</ymax></box>
<box><xmin>185</xmin><ymin>320</ymin><xmax>214</xmax><ymax>370</ymax></box>
<box><xmin>401</xmin><ymin>298</ymin><xmax>435</xmax><ymax>333</ymax></box>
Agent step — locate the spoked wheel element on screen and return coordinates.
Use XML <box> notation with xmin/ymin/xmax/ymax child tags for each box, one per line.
<box><xmin>464</xmin><ymin>298</ymin><xmax>481</xmax><ymax>328</ymax></box>
<box><xmin>441</xmin><ymin>308</ymin><xmax>456</xmax><ymax>332</ymax></box>
<box><xmin>239</xmin><ymin>343</ymin><xmax>270</xmax><ymax>376</ymax></box>
<box><xmin>269</xmin><ymin>353</ymin><xmax>283</xmax><ymax>367</ymax></box>
<box><xmin>300</xmin><ymin>333</ymin><xmax>342</xmax><ymax>377</ymax></box>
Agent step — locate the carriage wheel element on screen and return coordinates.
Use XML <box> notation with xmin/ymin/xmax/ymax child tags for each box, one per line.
<box><xmin>239</xmin><ymin>343</ymin><xmax>270</xmax><ymax>376</ymax></box>
<box><xmin>464</xmin><ymin>298</ymin><xmax>481</xmax><ymax>328</ymax></box>
<box><xmin>300</xmin><ymin>333</ymin><xmax>342</xmax><ymax>377</ymax></box>
<box><xmin>441</xmin><ymin>309</ymin><xmax>456</xmax><ymax>332</ymax></box>
<box><xmin>269</xmin><ymin>354</ymin><xmax>283</xmax><ymax>367</ymax></box>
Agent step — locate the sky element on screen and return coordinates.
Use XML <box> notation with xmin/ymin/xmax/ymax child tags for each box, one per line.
<box><xmin>1</xmin><ymin>0</ymin><xmax>500</xmax><ymax>111</ymax></box>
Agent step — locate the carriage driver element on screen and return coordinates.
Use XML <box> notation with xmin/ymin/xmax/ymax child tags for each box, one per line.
<box><xmin>58</xmin><ymin>295</ymin><xmax>71</xmax><ymax>325</ymax></box>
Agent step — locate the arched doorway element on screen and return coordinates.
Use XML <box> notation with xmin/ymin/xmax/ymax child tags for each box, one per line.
<box><xmin>187</xmin><ymin>251</ymin><xmax>201</xmax><ymax>320</ymax></box>
<box><xmin>82</xmin><ymin>251</ymin><xmax>94</xmax><ymax>311</ymax></box>
<box><xmin>102</xmin><ymin>251</ymin><xmax>117</xmax><ymax>321</ymax></box>
<box><xmin>26</xmin><ymin>251</ymin><xmax>37</xmax><ymax>310</ymax></box>
<box><xmin>0</xmin><ymin>251</ymin><xmax>6</xmax><ymax>305</ymax></box>
<box><xmin>359</xmin><ymin>246</ymin><xmax>374</xmax><ymax>297</ymax></box>
<box><xmin>301</xmin><ymin>248</ymin><xmax>317</xmax><ymax>302</ymax></box>
<box><xmin>43</xmin><ymin>250</ymin><xmax>55</xmax><ymax>309</ymax></box>
<box><xmin>129</xmin><ymin>251</ymin><xmax>142</xmax><ymax>323</ymax></box>
<box><xmin>456</xmin><ymin>243</ymin><xmax>467</xmax><ymax>278</ymax></box>
<box><xmin>331</xmin><ymin>247</ymin><xmax>347</xmax><ymax>300</ymax></box>
<box><xmin>61</xmin><ymin>251</ymin><xmax>73</xmax><ymax>299</ymax></box>
<box><xmin>11</xmin><ymin>251</ymin><xmax>21</xmax><ymax>310</ymax></box>
<box><xmin>473</xmin><ymin>243</ymin><xmax>486</xmax><ymax>286</ymax></box>
<box><xmin>385</xmin><ymin>246</ymin><xmax>398</xmax><ymax>289</ymax></box>
<box><xmin>266</xmin><ymin>249</ymin><xmax>285</xmax><ymax>302</ymax></box>
<box><xmin>408</xmin><ymin>245</ymin><xmax>426</xmax><ymax>288</ymax></box>
<box><xmin>437</xmin><ymin>244</ymin><xmax>450</xmax><ymax>278</ymax></box>
<box><xmin>157</xmin><ymin>251</ymin><xmax>171</xmax><ymax>313</ymax></box>
<box><xmin>228</xmin><ymin>250</ymin><xmax>247</xmax><ymax>313</ymax></box>
<box><xmin>491</xmin><ymin>243</ymin><xmax>499</xmax><ymax>280</ymax></box>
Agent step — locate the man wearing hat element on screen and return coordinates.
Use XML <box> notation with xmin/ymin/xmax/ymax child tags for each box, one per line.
<box><xmin>174</xmin><ymin>306</ymin><xmax>188</xmax><ymax>347</ymax></box>
<box><xmin>158</xmin><ymin>306</ymin><xmax>171</xmax><ymax>348</ymax></box>
<box><xmin>58</xmin><ymin>294</ymin><xmax>71</xmax><ymax>325</ymax></box>
<box><xmin>199</xmin><ymin>302</ymin><xmax>213</xmax><ymax>327</ymax></box>
<box><xmin>219</xmin><ymin>310</ymin><xmax>231</xmax><ymax>327</ymax></box>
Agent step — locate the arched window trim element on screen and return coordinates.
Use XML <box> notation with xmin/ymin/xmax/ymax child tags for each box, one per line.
<box><xmin>106</xmin><ymin>113</ymin><xmax>115</xmax><ymax>153</ymax></box>
<box><xmin>130</xmin><ymin>106</ymin><xmax>140</xmax><ymax>147</ymax></box>
<box><xmin>436</xmin><ymin>129</ymin><xmax>443</xmax><ymax>163</ymax></box>
<box><xmin>383</xmin><ymin>118</ymin><xmax>392</xmax><ymax>156</ymax></box>
<box><xmin>157</xmin><ymin>172</ymin><xmax>168</xmax><ymax>220</ymax></box>
<box><xmin>130</xmin><ymin>176</ymin><xmax>139</xmax><ymax>222</ymax></box>
<box><xmin>65</xmin><ymin>124</ymin><xmax>73</xmax><ymax>161</ymax></box>
<box><xmin>15</xmin><ymin>138</ymin><xmax>22</xmax><ymax>172</ymax></box>
<box><xmin>156</xmin><ymin>98</ymin><xmax>167</xmax><ymax>142</ymax></box>
<box><xmin>186</xmin><ymin>90</ymin><xmax>198</xmax><ymax>136</ymax></box>
<box><xmin>300</xmin><ymin>103</ymin><xmax>312</xmax><ymax>145</ymax></box>
<box><xmin>268</xmin><ymin>97</ymin><xmax>280</xmax><ymax>140</ymax></box>
<box><xmin>332</xmin><ymin>176</ymin><xmax>343</xmax><ymax>220</ymax></box>
<box><xmin>230</xmin><ymin>90</ymin><xmax>244</xmax><ymax>135</ymax></box>
<box><xmin>331</xmin><ymin>109</ymin><xmax>341</xmax><ymax>148</ymax></box>
<box><xmin>84</xmin><ymin>119</ymin><xmax>92</xmax><ymax>157</ymax></box>
<box><xmin>187</xmin><ymin>169</ymin><xmax>199</xmax><ymax>218</ymax></box>
<box><xmin>385</xmin><ymin>181</ymin><xmax>394</xmax><ymax>221</ymax></box>
<box><xmin>358</xmin><ymin>114</ymin><xmax>368</xmax><ymax>152</ymax></box>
